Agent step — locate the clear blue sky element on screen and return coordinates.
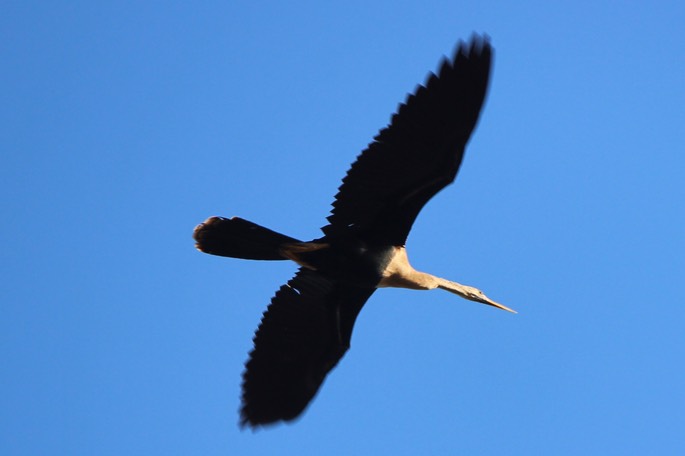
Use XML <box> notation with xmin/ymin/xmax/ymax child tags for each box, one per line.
<box><xmin>2</xmin><ymin>1</ymin><xmax>685</xmax><ymax>454</ymax></box>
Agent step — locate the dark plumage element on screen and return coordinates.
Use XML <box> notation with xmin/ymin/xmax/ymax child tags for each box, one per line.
<box><xmin>193</xmin><ymin>35</ymin><xmax>513</xmax><ymax>429</ymax></box>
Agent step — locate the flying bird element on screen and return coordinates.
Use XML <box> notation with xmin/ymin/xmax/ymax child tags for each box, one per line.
<box><xmin>193</xmin><ymin>35</ymin><xmax>514</xmax><ymax>429</ymax></box>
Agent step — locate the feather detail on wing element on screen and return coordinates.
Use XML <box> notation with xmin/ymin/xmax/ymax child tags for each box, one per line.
<box><xmin>322</xmin><ymin>36</ymin><xmax>493</xmax><ymax>245</ymax></box>
<box><xmin>240</xmin><ymin>269</ymin><xmax>375</xmax><ymax>428</ymax></box>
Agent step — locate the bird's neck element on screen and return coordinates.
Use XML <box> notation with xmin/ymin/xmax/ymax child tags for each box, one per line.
<box><xmin>377</xmin><ymin>246</ymin><xmax>440</xmax><ymax>290</ymax></box>
<box><xmin>433</xmin><ymin>277</ymin><xmax>473</xmax><ymax>299</ymax></box>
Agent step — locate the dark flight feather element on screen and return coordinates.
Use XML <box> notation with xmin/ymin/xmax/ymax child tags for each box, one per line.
<box><xmin>240</xmin><ymin>269</ymin><xmax>375</xmax><ymax>427</ymax></box>
<box><xmin>322</xmin><ymin>37</ymin><xmax>492</xmax><ymax>245</ymax></box>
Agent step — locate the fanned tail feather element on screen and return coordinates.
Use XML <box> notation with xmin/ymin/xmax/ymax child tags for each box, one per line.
<box><xmin>193</xmin><ymin>216</ymin><xmax>300</xmax><ymax>260</ymax></box>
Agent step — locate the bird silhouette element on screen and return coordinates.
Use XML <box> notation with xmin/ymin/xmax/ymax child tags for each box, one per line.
<box><xmin>193</xmin><ymin>34</ymin><xmax>514</xmax><ymax>429</ymax></box>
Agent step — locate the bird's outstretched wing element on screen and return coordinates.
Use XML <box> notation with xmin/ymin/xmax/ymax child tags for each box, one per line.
<box><xmin>322</xmin><ymin>36</ymin><xmax>492</xmax><ymax>245</ymax></box>
<box><xmin>240</xmin><ymin>268</ymin><xmax>375</xmax><ymax>428</ymax></box>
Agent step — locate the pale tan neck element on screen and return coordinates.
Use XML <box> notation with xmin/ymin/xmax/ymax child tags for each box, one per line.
<box><xmin>377</xmin><ymin>247</ymin><xmax>515</xmax><ymax>313</ymax></box>
<box><xmin>377</xmin><ymin>247</ymin><xmax>472</xmax><ymax>298</ymax></box>
<box><xmin>378</xmin><ymin>246</ymin><xmax>440</xmax><ymax>290</ymax></box>
<box><xmin>433</xmin><ymin>277</ymin><xmax>473</xmax><ymax>297</ymax></box>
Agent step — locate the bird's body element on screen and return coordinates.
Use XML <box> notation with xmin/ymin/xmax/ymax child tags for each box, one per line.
<box><xmin>283</xmin><ymin>238</ymin><xmax>395</xmax><ymax>288</ymax></box>
<box><xmin>193</xmin><ymin>35</ymin><xmax>513</xmax><ymax>429</ymax></box>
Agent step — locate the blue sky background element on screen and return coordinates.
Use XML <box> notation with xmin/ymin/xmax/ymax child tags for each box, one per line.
<box><xmin>2</xmin><ymin>1</ymin><xmax>685</xmax><ymax>454</ymax></box>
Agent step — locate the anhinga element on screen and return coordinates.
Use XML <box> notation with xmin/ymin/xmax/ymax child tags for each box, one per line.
<box><xmin>193</xmin><ymin>35</ymin><xmax>514</xmax><ymax>429</ymax></box>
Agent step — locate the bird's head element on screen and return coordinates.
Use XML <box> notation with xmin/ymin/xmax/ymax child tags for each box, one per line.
<box><xmin>460</xmin><ymin>285</ymin><xmax>516</xmax><ymax>313</ymax></box>
<box><xmin>436</xmin><ymin>278</ymin><xmax>516</xmax><ymax>313</ymax></box>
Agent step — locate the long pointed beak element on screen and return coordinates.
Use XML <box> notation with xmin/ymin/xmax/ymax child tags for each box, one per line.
<box><xmin>478</xmin><ymin>295</ymin><xmax>517</xmax><ymax>313</ymax></box>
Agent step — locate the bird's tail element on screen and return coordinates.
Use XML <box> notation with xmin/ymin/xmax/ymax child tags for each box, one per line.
<box><xmin>193</xmin><ymin>216</ymin><xmax>301</xmax><ymax>260</ymax></box>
